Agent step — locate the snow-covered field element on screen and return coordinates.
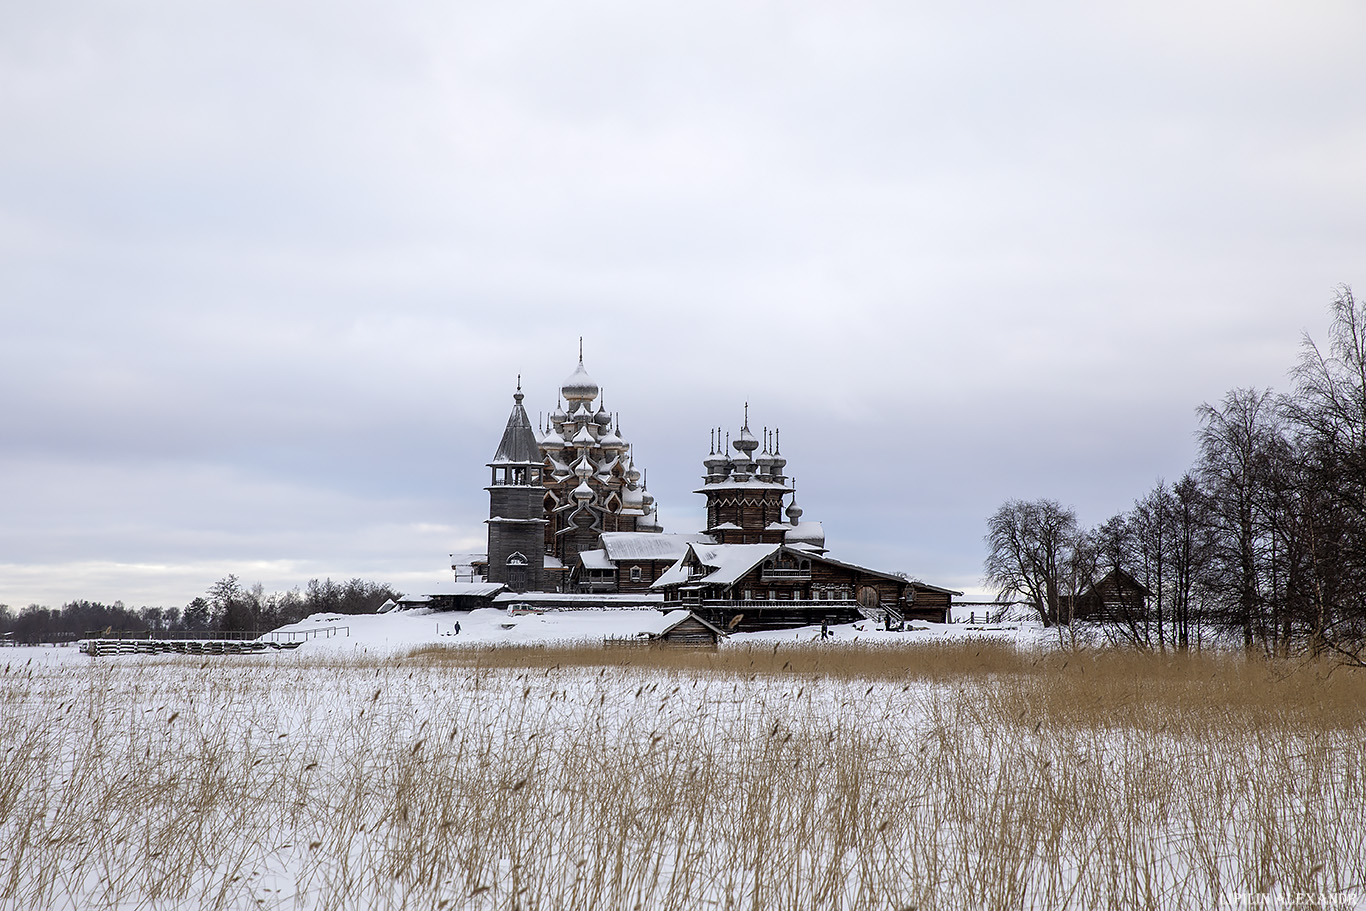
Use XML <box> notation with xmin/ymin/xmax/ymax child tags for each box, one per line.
<box><xmin>2</xmin><ymin>611</ymin><xmax>1364</xmax><ymax>910</ymax></box>
<box><xmin>263</xmin><ymin>606</ymin><xmax>1054</xmax><ymax>654</ymax></box>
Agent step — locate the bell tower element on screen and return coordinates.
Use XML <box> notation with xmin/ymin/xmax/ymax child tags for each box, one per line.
<box><xmin>696</xmin><ymin>405</ymin><xmax>792</xmax><ymax>545</ymax></box>
<box><xmin>485</xmin><ymin>379</ymin><xmax>548</xmax><ymax>592</ymax></box>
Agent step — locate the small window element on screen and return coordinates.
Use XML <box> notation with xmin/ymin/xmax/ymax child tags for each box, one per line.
<box><xmin>742</xmin><ymin>589</ymin><xmax>751</xmax><ymax>600</ymax></box>
<box><xmin>630</xmin><ymin>566</ymin><xmax>643</xmax><ymax>582</ymax></box>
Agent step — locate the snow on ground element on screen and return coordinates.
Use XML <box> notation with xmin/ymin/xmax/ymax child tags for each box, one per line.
<box><xmin>1</xmin><ymin>609</ymin><xmax>1055</xmax><ymax>666</ymax></box>
<box><xmin>268</xmin><ymin>607</ymin><xmax>1054</xmax><ymax>655</ymax></box>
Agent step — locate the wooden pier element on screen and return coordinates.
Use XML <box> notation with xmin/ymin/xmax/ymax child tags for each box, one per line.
<box><xmin>79</xmin><ymin>638</ymin><xmax>303</xmax><ymax>657</ymax></box>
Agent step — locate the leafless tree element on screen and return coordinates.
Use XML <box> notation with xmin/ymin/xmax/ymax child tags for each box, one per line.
<box><xmin>983</xmin><ymin>499</ymin><xmax>1083</xmax><ymax>627</ymax></box>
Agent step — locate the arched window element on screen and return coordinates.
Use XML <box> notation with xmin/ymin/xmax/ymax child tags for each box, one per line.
<box><xmin>506</xmin><ymin>552</ymin><xmax>528</xmax><ymax>590</ymax></box>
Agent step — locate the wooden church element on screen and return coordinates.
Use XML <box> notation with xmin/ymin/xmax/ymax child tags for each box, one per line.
<box><xmin>478</xmin><ymin>352</ymin><xmax>958</xmax><ymax>629</ymax></box>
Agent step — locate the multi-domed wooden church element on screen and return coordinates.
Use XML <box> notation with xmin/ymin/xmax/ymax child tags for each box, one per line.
<box><xmin>474</xmin><ymin>351</ymin><xmax>956</xmax><ymax>629</ymax></box>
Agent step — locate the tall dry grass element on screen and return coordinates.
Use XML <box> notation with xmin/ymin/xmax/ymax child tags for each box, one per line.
<box><xmin>1</xmin><ymin>642</ymin><xmax>1363</xmax><ymax>910</ymax></box>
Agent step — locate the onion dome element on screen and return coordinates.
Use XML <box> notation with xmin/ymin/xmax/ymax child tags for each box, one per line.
<box><xmin>625</xmin><ymin>461</ymin><xmax>641</xmax><ymax>484</ymax></box>
<box><xmin>546</xmin><ymin>453</ymin><xmax>572</xmax><ymax>480</ymax></box>
<box><xmin>786</xmin><ymin>498</ymin><xmax>804</xmax><ymax>524</ymax></box>
<box><xmin>599</xmin><ymin>425</ymin><xmax>625</xmax><ymax>451</ymax></box>
<box><xmin>703</xmin><ymin>430</ymin><xmax>729</xmax><ymax>480</ymax></box>
<box><xmin>785</xmin><ymin>520</ymin><xmax>825</xmax><ymax>549</ymax></box>
<box><xmin>732</xmin><ymin>405</ymin><xmax>759</xmax><ymax>457</ymax></box>
<box><xmin>733</xmin><ymin>425</ymin><xmax>758</xmax><ymax>457</ymax></box>
<box><xmin>573</xmin><ymin>451</ymin><xmax>595</xmax><ymax>479</ymax></box>
<box><xmin>755</xmin><ymin>427</ymin><xmax>776</xmax><ymax>467</ymax></box>
<box><xmin>769</xmin><ymin>427</ymin><xmax>786</xmax><ymax>471</ymax></box>
<box><xmin>561</xmin><ymin>357</ymin><xmax>599</xmax><ymax>403</ymax></box>
<box><xmin>550</xmin><ymin>400</ymin><xmax>567</xmax><ymax>426</ymax></box>
<box><xmin>594</xmin><ymin>402</ymin><xmax>611</xmax><ymax>427</ymax></box>
<box><xmin>572</xmin><ymin>479</ymin><xmax>594</xmax><ymax>501</ymax></box>
<box><xmin>641</xmin><ymin>489</ymin><xmax>655</xmax><ymax>510</ymax></box>
<box><xmin>570</xmin><ymin>422</ymin><xmax>596</xmax><ymax>446</ymax></box>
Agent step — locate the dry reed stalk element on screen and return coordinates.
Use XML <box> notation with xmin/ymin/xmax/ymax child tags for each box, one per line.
<box><xmin>1</xmin><ymin>645</ymin><xmax>1363</xmax><ymax>910</ymax></box>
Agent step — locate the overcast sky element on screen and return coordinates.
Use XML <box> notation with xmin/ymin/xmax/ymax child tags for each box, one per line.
<box><xmin>3</xmin><ymin>0</ymin><xmax>1365</xmax><ymax>609</ymax></box>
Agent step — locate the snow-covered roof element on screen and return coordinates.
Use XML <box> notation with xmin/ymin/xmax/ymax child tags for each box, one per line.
<box><xmin>399</xmin><ymin>581</ymin><xmax>506</xmax><ymax>602</ymax></box>
<box><xmin>599</xmin><ymin>532</ymin><xmax>714</xmax><ymax>562</ymax></box>
<box><xmin>652</xmin><ymin>542</ymin><xmax>781</xmax><ymax>589</ymax></box>
<box><xmin>689</xmin><ymin>543</ymin><xmax>780</xmax><ymax>586</ymax></box>
<box><xmin>710</xmin><ymin>522</ymin><xmax>743</xmax><ymax>530</ymax></box>
<box><xmin>578</xmin><ymin>548</ymin><xmax>615</xmax><ymax>570</ymax></box>
<box><xmin>651</xmin><ymin>560</ymin><xmax>692</xmax><ymax>588</ymax></box>
<box><xmin>693</xmin><ymin>479</ymin><xmax>791</xmax><ymax>493</ymax></box>
<box><xmin>492</xmin><ymin>592</ymin><xmax>664</xmax><ymax>604</ymax></box>
<box><xmin>786</xmin><ymin>520</ymin><xmax>825</xmax><ymax>547</ymax></box>
<box><xmin>491</xmin><ymin>392</ymin><xmax>541</xmax><ymax>464</ymax></box>
<box><xmin>656</xmin><ymin>609</ymin><xmax>729</xmax><ymax>639</ymax></box>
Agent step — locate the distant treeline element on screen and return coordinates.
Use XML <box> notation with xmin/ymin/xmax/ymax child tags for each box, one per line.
<box><xmin>985</xmin><ymin>285</ymin><xmax>1366</xmax><ymax>662</ymax></box>
<box><xmin>0</xmin><ymin>576</ymin><xmax>402</xmax><ymax>644</ymax></box>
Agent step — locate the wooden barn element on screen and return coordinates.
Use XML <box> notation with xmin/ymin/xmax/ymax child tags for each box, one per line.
<box><xmin>650</xmin><ymin>610</ymin><xmax>729</xmax><ymax>647</ymax></box>
<box><xmin>1067</xmin><ymin>568</ymin><xmax>1151</xmax><ymax>624</ymax></box>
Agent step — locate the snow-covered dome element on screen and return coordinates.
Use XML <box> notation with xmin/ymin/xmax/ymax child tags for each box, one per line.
<box><xmin>599</xmin><ymin>426</ymin><xmax>625</xmax><ymax>451</ymax></box>
<box><xmin>733</xmin><ymin>424</ymin><xmax>759</xmax><ymax>456</ymax></box>
<box><xmin>572</xmin><ymin>479</ymin><xmax>594</xmax><ymax>501</ymax></box>
<box><xmin>594</xmin><ymin>404</ymin><xmax>611</xmax><ymax>427</ymax></box>
<box><xmin>561</xmin><ymin>360</ymin><xmax>599</xmax><ymax>403</ymax></box>
<box><xmin>785</xmin><ymin>520</ymin><xmax>825</xmax><ymax>549</ymax></box>
<box><xmin>785</xmin><ymin>498</ymin><xmax>803</xmax><ymax>524</ymax></box>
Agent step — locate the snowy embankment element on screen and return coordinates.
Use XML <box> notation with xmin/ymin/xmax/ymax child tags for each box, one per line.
<box><xmin>268</xmin><ymin>606</ymin><xmax>1053</xmax><ymax>654</ymax></box>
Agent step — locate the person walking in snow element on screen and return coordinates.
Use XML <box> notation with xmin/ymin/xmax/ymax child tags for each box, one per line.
<box><xmin>453</xmin><ymin>621</ymin><xmax>461</xmax><ymax>635</ymax></box>
<box><xmin>820</xmin><ymin>620</ymin><xmax>829</xmax><ymax>641</ymax></box>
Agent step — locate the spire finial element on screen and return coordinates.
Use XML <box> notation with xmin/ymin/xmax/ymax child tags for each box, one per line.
<box><xmin>578</xmin><ymin>336</ymin><xmax>583</xmax><ymax>364</ymax></box>
<box><xmin>517</xmin><ymin>373</ymin><xmax>522</xmax><ymax>392</ymax></box>
<box><xmin>710</xmin><ymin>428</ymin><xmax>715</xmax><ymax>455</ymax></box>
<box><xmin>775</xmin><ymin>427</ymin><xmax>781</xmax><ymax>455</ymax></box>
<box><xmin>743</xmin><ymin>401</ymin><xmax>749</xmax><ymax>429</ymax></box>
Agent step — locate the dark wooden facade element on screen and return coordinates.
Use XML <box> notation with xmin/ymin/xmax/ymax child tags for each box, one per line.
<box><xmin>655</xmin><ymin>543</ymin><xmax>958</xmax><ymax>631</ymax></box>
<box><xmin>1067</xmin><ymin>569</ymin><xmax>1151</xmax><ymax>624</ymax></box>
<box><xmin>654</xmin><ymin>611</ymin><xmax>728</xmax><ymax>647</ymax></box>
<box><xmin>485</xmin><ymin>388</ymin><xmax>549</xmax><ymax>593</ymax></box>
